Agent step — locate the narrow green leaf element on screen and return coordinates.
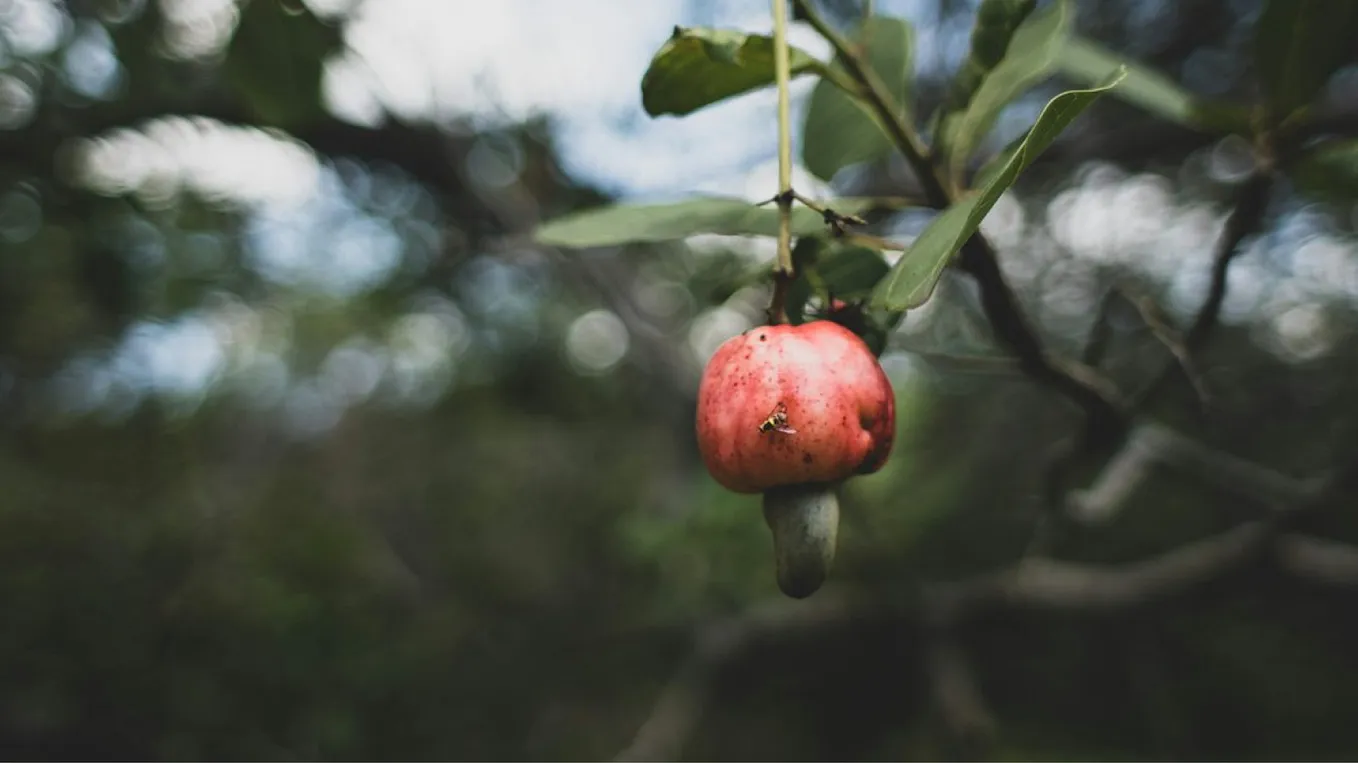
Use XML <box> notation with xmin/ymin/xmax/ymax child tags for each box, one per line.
<box><xmin>801</xmin><ymin>16</ymin><xmax>914</xmax><ymax>182</ymax></box>
<box><xmin>936</xmin><ymin>0</ymin><xmax>1072</xmax><ymax>177</ymax></box>
<box><xmin>641</xmin><ymin>27</ymin><xmax>824</xmax><ymax>117</ymax></box>
<box><xmin>939</xmin><ymin>0</ymin><xmax>1038</xmax><ymax>114</ymax></box>
<box><xmin>873</xmin><ymin>71</ymin><xmax>1125</xmax><ymax>310</ymax></box>
<box><xmin>1058</xmin><ymin>36</ymin><xmax>1250</xmax><ymax>132</ymax></box>
<box><xmin>1290</xmin><ymin>139</ymin><xmax>1358</xmax><ymax>202</ymax></box>
<box><xmin>1255</xmin><ymin>0</ymin><xmax>1358</xmax><ymax>122</ymax></box>
<box><xmin>534</xmin><ymin>197</ymin><xmax>879</xmax><ymax>248</ymax></box>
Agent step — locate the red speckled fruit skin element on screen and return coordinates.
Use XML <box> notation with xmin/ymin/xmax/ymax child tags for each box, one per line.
<box><xmin>695</xmin><ymin>320</ymin><xmax>895</xmax><ymax>494</ymax></box>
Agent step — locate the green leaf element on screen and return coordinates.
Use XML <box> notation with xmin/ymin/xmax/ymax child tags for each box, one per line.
<box><xmin>1290</xmin><ymin>139</ymin><xmax>1358</xmax><ymax>202</ymax></box>
<box><xmin>641</xmin><ymin>27</ymin><xmax>824</xmax><ymax>117</ymax></box>
<box><xmin>936</xmin><ymin>0</ymin><xmax>1072</xmax><ymax>177</ymax></box>
<box><xmin>534</xmin><ymin>197</ymin><xmax>879</xmax><ymax>248</ymax></box>
<box><xmin>1254</xmin><ymin>0</ymin><xmax>1358</xmax><ymax>122</ymax></box>
<box><xmin>1058</xmin><ymin>36</ymin><xmax>1250</xmax><ymax>132</ymax></box>
<box><xmin>225</xmin><ymin>0</ymin><xmax>342</xmax><ymax>129</ymax></box>
<box><xmin>939</xmin><ymin>0</ymin><xmax>1038</xmax><ymax>114</ymax></box>
<box><xmin>819</xmin><ymin>245</ymin><xmax>891</xmax><ymax>303</ymax></box>
<box><xmin>801</xmin><ymin>16</ymin><xmax>914</xmax><ymax>182</ymax></box>
<box><xmin>785</xmin><ymin>237</ymin><xmax>825</xmax><ymax>324</ymax></box>
<box><xmin>873</xmin><ymin>71</ymin><xmax>1125</xmax><ymax>310</ymax></box>
<box><xmin>785</xmin><ymin>240</ymin><xmax>893</xmax><ymax>352</ymax></box>
<box><xmin>971</xmin><ymin>132</ymin><xmax>1026</xmax><ymax>191</ymax></box>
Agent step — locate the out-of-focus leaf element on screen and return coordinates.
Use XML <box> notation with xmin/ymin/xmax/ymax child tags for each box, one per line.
<box><xmin>818</xmin><ymin>244</ymin><xmax>890</xmax><ymax>300</ymax></box>
<box><xmin>873</xmin><ymin>71</ymin><xmax>1124</xmax><ymax>310</ymax></box>
<box><xmin>1058</xmin><ymin>36</ymin><xmax>1250</xmax><ymax>132</ymax></box>
<box><xmin>939</xmin><ymin>0</ymin><xmax>1038</xmax><ymax>115</ymax></box>
<box><xmin>1290</xmin><ymin>139</ymin><xmax>1358</xmax><ymax>202</ymax></box>
<box><xmin>225</xmin><ymin>0</ymin><xmax>342</xmax><ymax>129</ymax></box>
<box><xmin>801</xmin><ymin>16</ymin><xmax>914</xmax><ymax>181</ymax></box>
<box><xmin>534</xmin><ymin>197</ymin><xmax>879</xmax><ymax>248</ymax></box>
<box><xmin>936</xmin><ymin>0</ymin><xmax>1072</xmax><ymax>177</ymax></box>
<box><xmin>784</xmin><ymin>238</ymin><xmax>892</xmax><ymax>349</ymax></box>
<box><xmin>641</xmin><ymin>27</ymin><xmax>824</xmax><ymax>117</ymax></box>
<box><xmin>1254</xmin><ymin>0</ymin><xmax>1358</xmax><ymax>122</ymax></box>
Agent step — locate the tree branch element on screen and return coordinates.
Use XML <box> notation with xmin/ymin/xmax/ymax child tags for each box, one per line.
<box><xmin>614</xmin><ymin>590</ymin><xmax>861</xmax><ymax>762</ymax></box>
<box><xmin>924</xmin><ymin>636</ymin><xmax>995</xmax><ymax>757</ymax></box>
<box><xmin>1133</xmin><ymin>171</ymin><xmax>1274</xmax><ymax>408</ymax></box>
<box><xmin>1067</xmin><ymin>421</ymin><xmax>1321</xmax><ymax>524</ymax></box>
<box><xmin>618</xmin><ymin>447</ymin><xmax>1358</xmax><ymax>760</ymax></box>
<box><xmin>1275</xmin><ymin>535</ymin><xmax>1358</xmax><ymax>587</ymax></box>
<box><xmin>1184</xmin><ymin>172</ymin><xmax>1274</xmax><ymax>349</ymax></box>
<box><xmin>937</xmin><ymin>520</ymin><xmax>1278</xmax><ymax>614</ymax></box>
<box><xmin>959</xmin><ymin>239</ymin><xmax>1129</xmax><ymax>437</ymax></box>
<box><xmin>934</xmin><ymin>459</ymin><xmax>1358</xmax><ymax>621</ymax></box>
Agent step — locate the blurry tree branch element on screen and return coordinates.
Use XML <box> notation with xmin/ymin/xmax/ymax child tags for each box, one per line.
<box><xmin>1183</xmin><ymin>171</ymin><xmax>1274</xmax><ymax>350</ymax></box>
<box><xmin>621</xmin><ymin>524</ymin><xmax>1358</xmax><ymax>760</ymax></box>
<box><xmin>1275</xmin><ymin>535</ymin><xmax>1358</xmax><ymax>587</ymax></box>
<box><xmin>621</xmin><ymin>431</ymin><xmax>1358</xmax><ymax>759</ymax></box>
<box><xmin>933</xmin><ymin>521</ymin><xmax>1278</xmax><ymax>615</ymax></box>
<box><xmin>614</xmin><ymin>589</ymin><xmax>863</xmax><ymax>762</ymax></box>
<box><xmin>1067</xmin><ymin>421</ymin><xmax>1321</xmax><ymax>524</ymax></box>
<box><xmin>924</xmin><ymin>636</ymin><xmax>995</xmax><ymax>758</ymax></box>
<box><xmin>1121</xmin><ymin>286</ymin><xmax>1208</xmax><ymax>407</ymax></box>
<box><xmin>1132</xmin><ymin>171</ymin><xmax>1274</xmax><ymax>409</ymax></box>
<box><xmin>932</xmin><ymin>443</ymin><xmax>1354</xmax><ymax>621</ymax></box>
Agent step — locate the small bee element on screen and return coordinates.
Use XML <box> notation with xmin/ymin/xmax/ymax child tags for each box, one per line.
<box><xmin>757</xmin><ymin>402</ymin><xmax>797</xmax><ymax>435</ymax></box>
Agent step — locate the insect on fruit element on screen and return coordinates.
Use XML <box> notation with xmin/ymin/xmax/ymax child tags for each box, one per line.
<box><xmin>758</xmin><ymin>402</ymin><xmax>797</xmax><ymax>435</ymax></box>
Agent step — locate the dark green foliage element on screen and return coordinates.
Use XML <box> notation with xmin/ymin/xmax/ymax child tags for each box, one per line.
<box><xmin>225</xmin><ymin>0</ymin><xmax>344</xmax><ymax>129</ymax></box>
<box><xmin>1254</xmin><ymin>0</ymin><xmax>1358</xmax><ymax>122</ymax></box>
<box><xmin>640</xmin><ymin>27</ymin><xmax>824</xmax><ymax>117</ymax></box>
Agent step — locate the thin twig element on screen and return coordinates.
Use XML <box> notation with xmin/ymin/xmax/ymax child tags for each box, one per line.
<box><xmin>1185</xmin><ymin>172</ymin><xmax>1274</xmax><ymax>349</ymax></box>
<box><xmin>1082</xmin><ymin>287</ymin><xmax>1120</xmax><ymax>367</ymax></box>
<box><xmin>1124</xmin><ymin>286</ymin><xmax>1210</xmax><ymax>407</ymax></box>
<box><xmin>1133</xmin><ymin>171</ymin><xmax>1274</xmax><ymax>409</ymax></box>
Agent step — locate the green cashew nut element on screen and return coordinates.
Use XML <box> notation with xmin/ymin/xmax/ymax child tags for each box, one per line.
<box><xmin>762</xmin><ymin>481</ymin><xmax>841</xmax><ymax>599</ymax></box>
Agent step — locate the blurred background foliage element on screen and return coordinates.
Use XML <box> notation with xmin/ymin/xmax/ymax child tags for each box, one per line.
<box><xmin>2</xmin><ymin>0</ymin><xmax>1358</xmax><ymax>760</ymax></box>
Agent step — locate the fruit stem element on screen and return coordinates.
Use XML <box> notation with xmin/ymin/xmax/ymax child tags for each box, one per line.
<box><xmin>762</xmin><ymin>482</ymin><xmax>840</xmax><ymax>599</ymax></box>
<box><xmin>768</xmin><ymin>0</ymin><xmax>794</xmax><ymax>324</ymax></box>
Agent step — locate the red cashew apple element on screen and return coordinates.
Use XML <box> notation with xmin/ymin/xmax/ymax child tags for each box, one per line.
<box><xmin>695</xmin><ymin>320</ymin><xmax>895</xmax><ymax>598</ymax></box>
